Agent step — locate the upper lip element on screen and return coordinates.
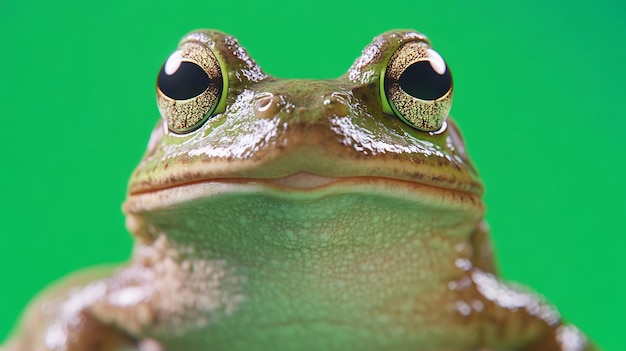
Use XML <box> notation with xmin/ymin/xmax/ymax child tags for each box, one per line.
<box><xmin>127</xmin><ymin>172</ymin><xmax>482</xmax><ymax>197</ymax></box>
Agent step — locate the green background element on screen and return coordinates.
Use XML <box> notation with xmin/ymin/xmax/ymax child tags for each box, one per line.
<box><xmin>1</xmin><ymin>0</ymin><xmax>624</xmax><ymax>349</ymax></box>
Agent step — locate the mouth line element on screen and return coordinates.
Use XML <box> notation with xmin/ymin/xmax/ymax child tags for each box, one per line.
<box><xmin>128</xmin><ymin>172</ymin><xmax>478</xmax><ymax>197</ymax></box>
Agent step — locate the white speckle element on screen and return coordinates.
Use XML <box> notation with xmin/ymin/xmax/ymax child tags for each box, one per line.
<box><xmin>107</xmin><ymin>286</ymin><xmax>147</xmax><ymax>307</ymax></box>
<box><xmin>63</xmin><ymin>282</ymin><xmax>107</xmax><ymax>320</ymax></box>
<box><xmin>471</xmin><ymin>300</ymin><xmax>484</xmax><ymax>312</ymax></box>
<box><xmin>427</xmin><ymin>48</ymin><xmax>446</xmax><ymax>75</ymax></box>
<box><xmin>164</xmin><ymin>51</ymin><xmax>183</xmax><ymax>75</ymax></box>
<box><xmin>139</xmin><ymin>338</ymin><xmax>166</xmax><ymax>351</ymax></box>
<box><xmin>472</xmin><ymin>270</ymin><xmax>530</xmax><ymax>309</ymax></box>
<box><xmin>185</xmin><ymin>32</ymin><xmax>211</xmax><ymax>45</ymax></box>
<box><xmin>44</xmin><ymin>323</ymin><xmax>67</xmax><ymax>350</ymax></box>
<box><xmin>556</xmin><ymin>325</ymin><xmax>588</xmax><ymax>351</ymax></box>
<box><xmin>455</xmin><ymin>300</ymin><xmax>472</xmax><ymax>316</ymax></box>
<box><xmin>403</xmin><ymin>32</ymin><xmax>427</xmax><ymax>41</ymax></box>
<box><xmin>456</xmin><ymin>276</ymin><xmax>472</xmax><ymax>289</ymax></box>
<box><xmin>472</xmin><ymin>269</ymin><xmax>561</xmax><ymax>325</ymax></box>
<box><xmin>454</xmin><ymin>258</ymin><xmax>473</xmax><ymax>271</ymax></box>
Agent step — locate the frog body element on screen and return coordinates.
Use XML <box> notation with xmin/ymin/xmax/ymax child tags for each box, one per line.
<box><xmin>1</xmin><ymin>30</ymin><xmax>597</xmax><ymax>351</ymax></box>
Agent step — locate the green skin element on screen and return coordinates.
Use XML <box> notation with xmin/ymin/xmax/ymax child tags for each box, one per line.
<box><xmin>2</xmin><ymin>30</ymin><xmax>597</xmax><ymax>351</ymax></box>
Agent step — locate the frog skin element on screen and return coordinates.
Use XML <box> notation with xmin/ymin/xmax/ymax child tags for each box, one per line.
<box><xmin>1</xmin><ymin>30</ymin><xmax>598</xmax><ymax>351</ymax></box>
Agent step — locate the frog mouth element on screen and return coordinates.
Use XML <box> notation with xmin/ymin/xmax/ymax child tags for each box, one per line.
<box><xmin>124</xmin><ymin>171</ymin><xmax>483</xmax><ymax>216</ymax></box>
<box><xmin>128</xmin><ymin>172</ymin><xmax>475</xmax><ymax>194</ymax></box>
<box><xmin>265</xmin><ymin>172</ymin><xmax>339</xmax><ymax>188</ymax></box>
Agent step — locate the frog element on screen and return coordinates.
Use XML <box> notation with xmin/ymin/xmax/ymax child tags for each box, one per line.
<box><xmin>1</xmin><ymin>29</ymin><xmax>598</xmax><ymax>351</ymax></box>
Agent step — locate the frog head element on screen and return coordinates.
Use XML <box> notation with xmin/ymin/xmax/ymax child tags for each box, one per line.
<box><xmin>128</xmin><ymin>30</ymin><xmax>479</xmax><ymax>195</ymax></box>
<box><xmin>123</xmin><ymin>28</ymin><xmax>483</xmax><ymax>263</ymax></box>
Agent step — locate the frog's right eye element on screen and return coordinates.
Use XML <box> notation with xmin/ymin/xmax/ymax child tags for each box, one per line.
<box><xmin>156</xmin><ymin>42</ymin><xmax>227</xmax><ymax>134</ymax></box>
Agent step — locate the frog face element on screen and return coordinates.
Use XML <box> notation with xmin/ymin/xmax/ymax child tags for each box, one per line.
<box><xmin>129</xmin><ymin>29</ymin><xmax>480</xmax><ymax>192</ymax></box>
<box><xmin>124</xmin><ymin>30</ymin><xmax>483</xmax><ymax>245</ymax></box>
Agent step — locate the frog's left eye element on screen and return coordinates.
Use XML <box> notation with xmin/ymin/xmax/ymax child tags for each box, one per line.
<box><xmin>381</xmin><ymin>40</ymin><xmax>453</xmax><ymax>132</ymax></box>
<box><xmin>156</xmin><ymin>42</ymin><xmax>227</xmax><ymax>134</ymax></box>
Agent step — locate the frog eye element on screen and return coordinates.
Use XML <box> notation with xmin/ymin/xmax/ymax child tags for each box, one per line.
<box><xmin>381</xmin><ymin>40</ymin><xmax>453</xmax><ymax>132</ymax></box>
<box><xmin>156</xmin><ymin>42</ymin><xmax>227</xmax><ymax>133</ymax></box>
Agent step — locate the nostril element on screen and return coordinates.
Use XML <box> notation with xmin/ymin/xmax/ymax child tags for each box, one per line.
<box><xmin>254</xmin><ymin>92</ymin><xmax>283</xmax><ymax>118</ymax></box>
<box><xmin>323</xmin><ymin>92</ymin><xmax>350</xmax><ymax>117</ymax></box>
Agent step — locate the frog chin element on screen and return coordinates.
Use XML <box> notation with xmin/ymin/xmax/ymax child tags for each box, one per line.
<box><xmin>121</xmin><ymin>172</ymin><xmax>486</xmax><ymax>343</ymax></box>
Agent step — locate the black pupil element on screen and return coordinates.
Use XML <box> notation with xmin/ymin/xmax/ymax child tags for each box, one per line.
<box><xmin>397</xmin><ymin>61</ymin><xmax>452</xmax><ymax>100</ymax></box>
<box><xmin>157</xmin><ymin>61</ymin><xmax>213</xmax><ymax>100</ymax></box>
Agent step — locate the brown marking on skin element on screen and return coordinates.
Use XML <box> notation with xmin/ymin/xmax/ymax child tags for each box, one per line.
<box><xmin>469</xmin><ymin>222</ymin><xmax>496</xmax><ymax>274</ymax></box>
<box><xmin>178</xmin><ymin>156</ymin><xmax>192</xmax><ymax>165</ymax></box>
<box><xmin>521</xmin><ymin>333</ymin><xmax>562</xmax><ymax>350</ymax></box>
<box><xmin>65</xmin><ymin>312</ymin><xmax>137</xmax><ymax>351</ymax></box>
